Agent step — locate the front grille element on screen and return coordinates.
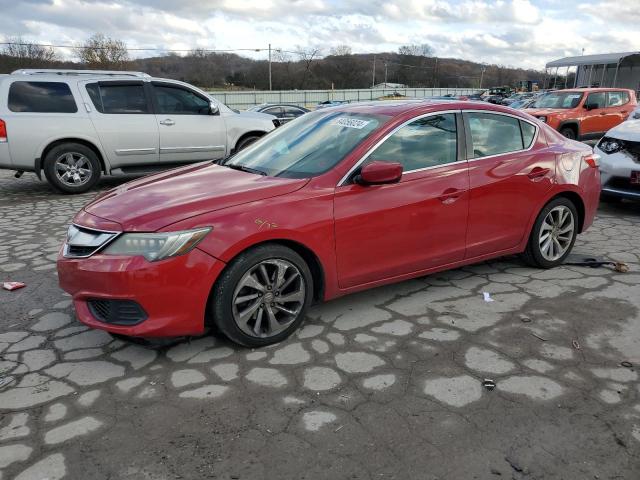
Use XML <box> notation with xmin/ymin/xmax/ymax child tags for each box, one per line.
<box><xmin>88</xmin><ymin>299</ymin><xmax>148</xmax><ymax>326</ymax></box>
<box><xmin>63</xmin><ymin>224</ymin><xmax>119</xmax><ymax>258</ymax></box>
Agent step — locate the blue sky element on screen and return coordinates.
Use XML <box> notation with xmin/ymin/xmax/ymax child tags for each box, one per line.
<box><xmin>1</xmin><ymin>0</ymin><xmax>638</xmax><ymax>70</ymax></box>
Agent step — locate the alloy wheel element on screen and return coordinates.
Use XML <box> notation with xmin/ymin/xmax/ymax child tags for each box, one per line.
<box><xmin>232</xmin><ymin>259</ymin><xmax>306</xmax><ymax>338</ymax></box>
<box><xmin>538</xmin><ymin>205</ymin><xmax>574</xmax><ymax>261</ymax></box>
<box><xmin>54</xmin><ymin>152</ymin><xmax>93</xmax><ymax>187</ymax></box>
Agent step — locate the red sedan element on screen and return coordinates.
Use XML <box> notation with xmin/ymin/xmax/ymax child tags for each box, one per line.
<box><xmin>57</xmin><ymin>100</ymin><xmax>601</xmax><ymax>347</ymax></box>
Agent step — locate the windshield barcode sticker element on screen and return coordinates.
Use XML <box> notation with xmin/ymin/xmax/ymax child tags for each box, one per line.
<box><xmin>332</xmin><ymin>118</ymin><xmax>371</xmax><ymax>129</ymax></box>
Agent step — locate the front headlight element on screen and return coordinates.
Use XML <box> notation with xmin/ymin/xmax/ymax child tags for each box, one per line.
<box><xmin>103</xmin><ymin>227</ymin><xmax>211</xmax><ymax>261</ymax></box>
<box><xmin>633</xmin><ymin>111</ymin><xmax>640</xmax><ymax>120</ymax></box>
<box><xmin>597</xmin><ymin>137</ymin><xmax>624</xmax><ymax>154</ymax></box>
<box><xmin>537</xmin><ymin>116</ymin><xmax>547</xmax><ymax>122</ymax></box>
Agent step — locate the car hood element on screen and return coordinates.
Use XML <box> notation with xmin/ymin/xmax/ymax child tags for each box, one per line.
<box><xmin>82</xmin><ymin>163</ymin><xmax>308</xmax><ymax>232</ymax></box>
<box><xmin>607</xmin><ymin>119</ymin><xmax>640</xmax><ymax>141</ymax></box>
<box><xmin>236</xmin><ymin>110</ymin><xmax>276</xmax><ymax>120</ymax></box>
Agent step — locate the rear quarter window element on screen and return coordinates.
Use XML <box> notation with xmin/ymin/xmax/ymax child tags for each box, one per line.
<box><xmin>8</xmin><ymin>81</ymin><xmax>78</xmax><ymax>113</ymax></box>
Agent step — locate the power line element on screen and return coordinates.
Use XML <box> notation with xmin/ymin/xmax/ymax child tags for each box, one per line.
<box><xmin>0</xmin><ymin>41</ymin><xmax>302</xmax><ymax>56</ymax></box>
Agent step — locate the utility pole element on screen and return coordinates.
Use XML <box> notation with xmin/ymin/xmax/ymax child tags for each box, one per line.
<box><xmin>384</xmin><ymin>62</ymin><xmax>388</xmax><ymax>85</ymax></box>
<box><xmin>372</xmin><ymin>55</ymin><xmax>376</xmax><ymax>87</ymax></box>
<box><xmin>268</xmin><ymin>43</ymin><xmax>272</xmax><ymax>91</ymax></box>
<box><xmin>479</xmin><ymin>66</ymin><xmax>486</xmax><ymax>89</ymax></box>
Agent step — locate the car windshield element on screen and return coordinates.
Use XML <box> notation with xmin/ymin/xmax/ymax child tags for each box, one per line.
<box><xmin>532</xmin><ymin>92</ymin><xmax>583</xmax><ymax>109</ymax></box>
<box><xmin>224</xmin><ymin>110</ymin><xmax>388</xmax><ymax>179</ymax></box>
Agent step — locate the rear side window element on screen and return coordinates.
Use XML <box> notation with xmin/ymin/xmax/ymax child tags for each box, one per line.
<box><xmin>8</xmin><ymin>81</ymin><xmax>77</xmax><ymax>113</ymax></box>
<box><xmin>467</xmin><ymin>113</ymin><xmax>526</xmax><ymax>158</ymax></box>
<box><xmin>520</xmin><ymin>121</ymin><xmax>536</xmax><ymax>148</ymax></box>
<box><xmin>607</xmin><ymin>91</ymin><xmax>630</xmax><ymax>107</ymax></box>
<box><xmin>85</xmin><ymin>83</ymin><xmax>149</xmax><ymax>114</ymax></box>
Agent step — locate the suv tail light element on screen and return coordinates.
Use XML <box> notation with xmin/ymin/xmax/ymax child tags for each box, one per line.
<box><xmin>583</xmin><ymin>153</ymin><xmax>600</xmax><ymax>168</ymax></box>
<box><xmin>0</xmin><ymin>119</ymin><xmax>6</xmax><ymax>143</ymax></box>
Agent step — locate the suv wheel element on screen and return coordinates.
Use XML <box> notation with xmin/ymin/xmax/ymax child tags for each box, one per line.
<box><xmin>559</xmin><ymin>127</ymin><xmax>576</xmax><ymax>140</ymax></box>
<box><xmin>212</xmin><ymin>244</ymin><xmax>313</xmax><ymax>347</ymax></box>
<box><xmin>236</xmin><ymin>134</ymin><xmax>261</xmax><ymax>151</ymax></box>
<box><xmin>522</xmin><ymin>197</ymin><xmax>578</xmax><ymax>268</ymax></box>
<box><xmin>43</xmin><ymin>143</ymin><xmax>101</xmax><ymax>194</ymax></box>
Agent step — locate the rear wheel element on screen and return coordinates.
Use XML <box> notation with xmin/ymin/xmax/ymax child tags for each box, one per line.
<box><xmin>43</xmin><ymin>143</ymin><xmax>101</xmax><ymax>194</ymax></box>
<box><xmin>559</xmin><ymin>127</ymin><xmax>576</xmax><ymax>140</ymax></box>
<box><xmin>212</xmin><ymin>244</ymin><xmax>313</xmax><ymax>347</ymax></box>
<box><xmin>522</xmin><ymin>197</ymin><xmax>578</xmax><ymax>268</ymax></box>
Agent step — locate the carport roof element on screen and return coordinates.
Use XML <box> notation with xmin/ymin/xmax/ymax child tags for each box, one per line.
<box><xmin>546</xmin><ymin>52</ymin><xmax>640</xmax><ymax>68</ymax></box>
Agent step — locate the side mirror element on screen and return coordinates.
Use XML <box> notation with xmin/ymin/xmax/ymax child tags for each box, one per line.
<box><xmin>356</xmin><ymin>161</ymin><xmax>403</xmax><ymax>186</ymax></box>
<box><xmin>209</xmin><ymin>102</ymin><xmax>220</xmax><ymax>115</ymax></box>
<box><xmin>584</xmin><ymin>103</ymin><xmax>597</xmax><ymax>111</ymax></box>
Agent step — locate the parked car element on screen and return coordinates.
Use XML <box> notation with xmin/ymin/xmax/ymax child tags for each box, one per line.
<box><xmin>0</xmin><ymin>69</ymin><xmax>278</xmax><ymax>193</ymax></box>
<box><xmin>58</xmin><ymin>100</ymin><xmax>601</xmax><ymax>347</ymax></box>
<box><xmin>501</xmin><ymin>92</ymin><xmax>535</xmax><ymax>106</ymax></box>
<box><xmin>526</xmin><ymin>88</ymin><xmax>637</xmax><ymax>140</ymax></box>
<box><xmin>627</xmin><ymin>104</ymin><xmax>640</xmax><ymax>121</ymax></box>
<box><xmin>509</xmin><ymin>98</ymin><xmax>537</xmax><ymax>110</ymax></box>
<box><xmin>248</xmin><ymin>104</ymin><xmax>310</xmax><ymax>124</ymax></box>
<box><xmin>595</xmin><ymin>119</ymin><xmax>640</xmax><ymax>201</ymax></box>
<box><xmin>316</xmin><ymin>100</ymin><xmax>350</xmax><ymax>109</ymax></box>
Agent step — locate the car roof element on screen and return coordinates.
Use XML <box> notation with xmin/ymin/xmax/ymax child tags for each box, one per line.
<box><xmin>326</xmin><ymin>99</ymin><xmax>529</xmax><ymax>118</ymax></box>
<box><xmin>554</xmin><ymin>87</ymin><xmax>633</xmax><ymax>93</ymax></box>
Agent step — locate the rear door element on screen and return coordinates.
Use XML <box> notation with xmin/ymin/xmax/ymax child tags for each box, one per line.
<box><xmin>151</xmin><ymin>82</ymin><xmax>226</xmax><ymax>163</ymax></box>
<box><xmin>464</xmin><ymin>111</ymin><xmax>555</xmax><ymax>258</ymax></box>
<box><xmin>606</xmin><ymin>90</ymin><xmax>634</xmax><ymax>126</ymax></box>
<box><xmin>580</xmin><ymin>91</ymin><xmax>608</xmax><ymax>137</ymax></box>
<box><xmin>82</xmin><ymin>80</ymin><xmax>159</xmax><ymax>168</ymax></box>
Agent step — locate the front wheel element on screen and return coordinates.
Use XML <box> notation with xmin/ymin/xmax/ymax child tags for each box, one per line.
<box><xmin>522</xmin><ymin>197</ymin><xmax>578</xmax><ymax>268</ymax></box>
<box><xmin>559</xmin><ymin>127</ymin><xmax>576</xmax><ymax>140</ymax></box>
<box><xmin>212</xmin><ymin>244</ymin><xmax>313</xmax><ymax>347</ymax></box>
<box><xmin>235</xmin><ymin>134</ymin><xmax>261</xmax><ymax>152</ymax></box>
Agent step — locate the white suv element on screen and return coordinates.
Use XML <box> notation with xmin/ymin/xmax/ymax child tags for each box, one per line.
<box><xmin>0</xmin><ymin>69</ymin><xmax>278</xmax><ymax>193</ymax></box>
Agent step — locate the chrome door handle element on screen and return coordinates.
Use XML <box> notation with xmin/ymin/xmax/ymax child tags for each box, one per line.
<box><xmin>159</xmin><ymin>119</ymin><xmax>175</xmax><ymax>126</ymax></box>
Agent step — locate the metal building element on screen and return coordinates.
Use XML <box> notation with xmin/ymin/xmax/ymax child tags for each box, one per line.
<box><xmin>545</xmin><ymin>52</ymin><xmax>640</xmax><ymax>92</ymax></box>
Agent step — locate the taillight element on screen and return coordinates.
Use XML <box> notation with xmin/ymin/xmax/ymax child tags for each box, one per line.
<box><xmin>0</xmin><ymin>119</ymin><xmax>6</xmax><ymax>143</ymax></box>
<box><xmin>583</xmin><ymin>153</ymin><xmax>600</xmax><ymax>168</ymax></box>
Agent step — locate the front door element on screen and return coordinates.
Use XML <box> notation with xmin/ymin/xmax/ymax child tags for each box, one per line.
<box><xmin>463</xmin><ymin>111</ymin><xmax>555</xmax><ymax>258</ymax></box>
<box><xmin>581</xmin><ymin>91</ymin><xmax>608</xmax><ymax>137</ymax></box>
<box><xmin>334</xmin><ymin>112</ymin><xmax>469</xmax><ymax>289</ymax></box>
<box><xmin>151</xmin><ymin>82</ymin><xmax>227</xmax><ymax>163</ymax></box>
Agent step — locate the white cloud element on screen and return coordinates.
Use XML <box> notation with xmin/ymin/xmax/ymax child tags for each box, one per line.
<box><xmin>0</xmin><ymin>0</ymin><xmax>638</xmax><ymax>69</ymax></box>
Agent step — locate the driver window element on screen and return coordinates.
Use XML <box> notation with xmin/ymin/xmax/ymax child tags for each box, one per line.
<box><xmin>586</xmin><ymin>92</ymin><xmax>606</xmax><ymax>109</ymax></box>
<box><xmin>153</xmin><ymin>85</ymin><xmax>210</xmax><ymax>115</ymax></box>
<box><xmin>368</xmin><ymin>113</ymin><xmax>457</xmax><ymax>172</ymax></box>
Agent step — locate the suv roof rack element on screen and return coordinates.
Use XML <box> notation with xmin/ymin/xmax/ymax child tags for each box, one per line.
<box><xmin>11</xmin><ymin>69</ymin><xmax>150</xmax><ymax>78</ymax></box>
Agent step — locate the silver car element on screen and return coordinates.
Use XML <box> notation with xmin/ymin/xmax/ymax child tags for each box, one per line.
<box><xmin>0</xmin><ymin>69</ymin><xmax>277</xmax><ymax>193</ymax></box>
<box><xmin>595</xmin><ymin>119</ymin><xmax>640</xmax><ymax>201</ymax></box>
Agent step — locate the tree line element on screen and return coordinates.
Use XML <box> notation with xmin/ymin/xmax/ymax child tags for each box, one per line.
<box><xmin>0</xmin><ymin>35</ymin><xmax>545</xmax><ymax>91</ymax></box>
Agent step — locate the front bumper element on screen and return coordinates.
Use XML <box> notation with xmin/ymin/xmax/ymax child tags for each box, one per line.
<box><xmin>596</xmin><ymin>146</ymin><xmax>640</xmax><ymax>199</ymax></box>
<box><xmin>57</xmin><ymin>247</ymin><xmax>226</xmax><ymax>337</ymax></box>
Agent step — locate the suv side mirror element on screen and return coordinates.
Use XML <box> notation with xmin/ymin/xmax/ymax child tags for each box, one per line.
<box><xmin>209</xmin><ymin>102</ymin><xmax>220</xmax><ymax>115</ymax></box>
<box><xmin>355</xmin><ymin>161</ymin><xmax>403</xmax><ymax>185</ymax></box>
<box><xmin>584</xmin><ymin>103</ymin><xmax>597</xmax><ymax>111</ymax></box>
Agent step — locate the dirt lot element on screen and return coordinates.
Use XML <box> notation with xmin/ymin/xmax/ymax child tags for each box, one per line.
<box><xmin>1</xmin><ymin>170</ymin><xmax>639</xmax><ymax>480</ymax></box>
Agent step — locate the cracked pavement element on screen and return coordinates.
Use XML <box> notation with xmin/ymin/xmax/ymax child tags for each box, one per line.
<box><xmin>1</xmin><ymin>170</ymin><xmax>639</xmax><ymax>480</ymax></box>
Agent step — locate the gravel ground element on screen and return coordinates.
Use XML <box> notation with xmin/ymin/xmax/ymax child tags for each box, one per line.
<box><xmin>1</xmin><ymin>170</ymin><xmax>639</xmax><ymax>480</ymax></box>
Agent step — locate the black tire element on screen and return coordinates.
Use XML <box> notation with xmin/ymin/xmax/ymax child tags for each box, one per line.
<box><xmin>212</xmin><ymin>244</ymin><xmax>314</xmax><ymax>347</ymax></box>
<box><xmin>235</xmin><ymin>134</ymin><xmax>261</xmax><ymax>151</ymax></box>
<box><xmin>43</xmin><ymin>143</ymin><xmax>101</xmax><ymax>194</ymax></box>
<box><xmin>522</xmin><ymin>197</ymin><xmax>579</xmax><ymax>269</ymax></box>
<box><xmin>559</xmin><ymin>127</ymin><xmax>576</xmax><ymax>140</ymax></box>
